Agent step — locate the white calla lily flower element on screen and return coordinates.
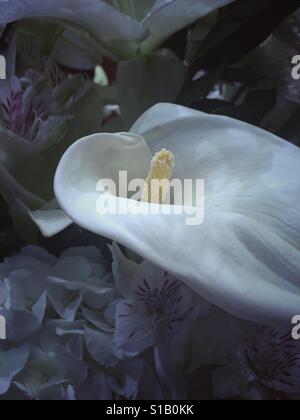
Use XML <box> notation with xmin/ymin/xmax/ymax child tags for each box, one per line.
<box><xmin>54</xmin><ymin>103</ymin><xmax>300</xmax><ymax>324</ymax></box>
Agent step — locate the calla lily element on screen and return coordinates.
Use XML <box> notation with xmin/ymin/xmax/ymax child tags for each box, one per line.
<box><xmin>0</xmin><ymin>0</ymin><xmax>235</xmax><ymax>59</ymax></box>
<box><xmin>54</xmin><ymin>103</ymin><xmax>300</xmax><ymax>324</ymax></box>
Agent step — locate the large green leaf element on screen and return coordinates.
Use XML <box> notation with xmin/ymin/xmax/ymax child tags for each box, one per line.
<box><xmin>108</xmin><ymin>0</ymin><xmax>156</xmax><ymax>20</ymax></box>
<box><xmin>117</xmin><ymin>50</ymin><xmax>186</xmax><ymax>128</ymax></box>
<box><xmin>51</xmin><ymin>29</ymin><xmax>99</xmax><ymax>70</ymax></box>
<box><xmin>141</xmin><ymin>0</ymin><xmax>235</xmax><ymax>53</ymax></box>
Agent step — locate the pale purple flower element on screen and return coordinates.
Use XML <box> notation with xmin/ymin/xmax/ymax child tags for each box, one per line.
<box><xmin>213</xmin><ymin>324</ymin><xmax>300</xmax><ymax>399</ymax></box>
<box><xmin>0</xmin><ymin>76</ymin><xmax>49</xmax><ymax>143</ymax></box>
<box><xmin>113</xmin><ymin>257</ymin><xmax>198</xmax><ymax>359</ymax></box>
<box><xmin>242</xmin><ymin>325</ymin><xmax>300</xmax><ymax>394</ymax></box>
<box><xmin>0</xmin><ymin>59</ymin><xmax>88</xmax><ymax>148</ymax></box>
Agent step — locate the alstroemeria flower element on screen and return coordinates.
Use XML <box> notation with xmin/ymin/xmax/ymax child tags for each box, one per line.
<box><xmin>0</xmin><ymin>62</ymin><xmax>91</xmax><ymax>171</ymax></box>
<box><xmin>111</xmin><ymin>245</ymin><xmax>199</xmax><ymax>359</ymax></box>
<box><xmin>241</xmin><ymin>326</ymin><xmax>300</xmax><ymax>394</ymax></box>
<box><xmin>54</xmin><ymin>103</ymin><xmax>300</xmax><ymax>324</ymax></box>
<box><xmin>212</xmin><ymin>325</ymin><xmax>300</xmax><ymax>399</ymax></box>
<box><xmin>0</xmin><ymin>0</ymin><xmax>235</xmax><ymax>59</ymax></box>
<box><xmin>0</xmin><ymin>53</ymin><xmax>103</xmax><ymax>240</ymax></box>
<box><xmin>0</xmin><ymin>75</ymin><xmax>71</xmax><ymax>169</ymax></box>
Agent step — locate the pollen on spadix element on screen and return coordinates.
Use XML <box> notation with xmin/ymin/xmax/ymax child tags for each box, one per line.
<box><xmin>140</xmin><ymin>148</ymin><xmax>174</xmax><ymax>204</ymax></box>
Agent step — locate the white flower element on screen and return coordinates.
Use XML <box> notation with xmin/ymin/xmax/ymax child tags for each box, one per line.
<box><xmin>54</xmin><ymin>103</ymin><xmax>300</xmax><ymax>324</ymax></box>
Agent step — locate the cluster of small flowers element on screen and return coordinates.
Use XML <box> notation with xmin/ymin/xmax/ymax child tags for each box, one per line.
<box><xmin>0</xmin><ymin>244</ymin><xmax>299</xmax><ymax>400</ymax></box>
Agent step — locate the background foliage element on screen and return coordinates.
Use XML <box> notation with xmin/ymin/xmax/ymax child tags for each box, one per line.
<box><xmin>0</xmin><ymin>0</ymin><xmax>300</xmax><ymax>400</ymax></box>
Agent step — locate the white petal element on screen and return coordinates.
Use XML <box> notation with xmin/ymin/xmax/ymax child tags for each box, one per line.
<box><xmin>55</xmin><ymin>104</ymin><xmax>300</xmax><ymax>324</ymax></box>
<box><xmin>29</xmin><ymin>200</ymin><xmax>73</xmax><ymax>237</ymax></box>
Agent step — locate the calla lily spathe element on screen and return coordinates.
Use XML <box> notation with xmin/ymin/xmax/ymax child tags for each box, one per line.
<box><xmin>54</xmin><ymin>103</ymin><xmax>300</xmax><ymax>325</ymax></box>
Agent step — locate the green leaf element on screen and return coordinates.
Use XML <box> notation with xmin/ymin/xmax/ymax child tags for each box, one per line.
<box><xmin>10</xmin><ymin>200</ymin><xmax>41</xmax><ymax>244</ymax></box>
<box><xmin>0</xmin><ymin>164</ymin><xmax>44</xmax><ymax>210</ymax></box>
<box><xmin>110</xmin><ymin>0</ymin><xmax>156</xmax><ymax>21</ymax></box>
<box><xmin>51</xmin><ymin>29</ymin><xmax>99</xmax><ymax>70</ymax></box>
<box><xmin>0</xmin><ymin>129</ymin><xmax>35</xmax><ymax>172</ymax></box>
<box><xmin>117</xmin><ymin>49</ymin><xmax>186</xmax><ymax>128</ymax></box>
<box><xmin>56</xmin><ymin>84</ymin><xmax>104</xmax><ymax>153</ymax></box>
<box><xmin>141</xmin><ymin>0</ymin><xmax>235</xmax><ymax>53</ymax></box>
